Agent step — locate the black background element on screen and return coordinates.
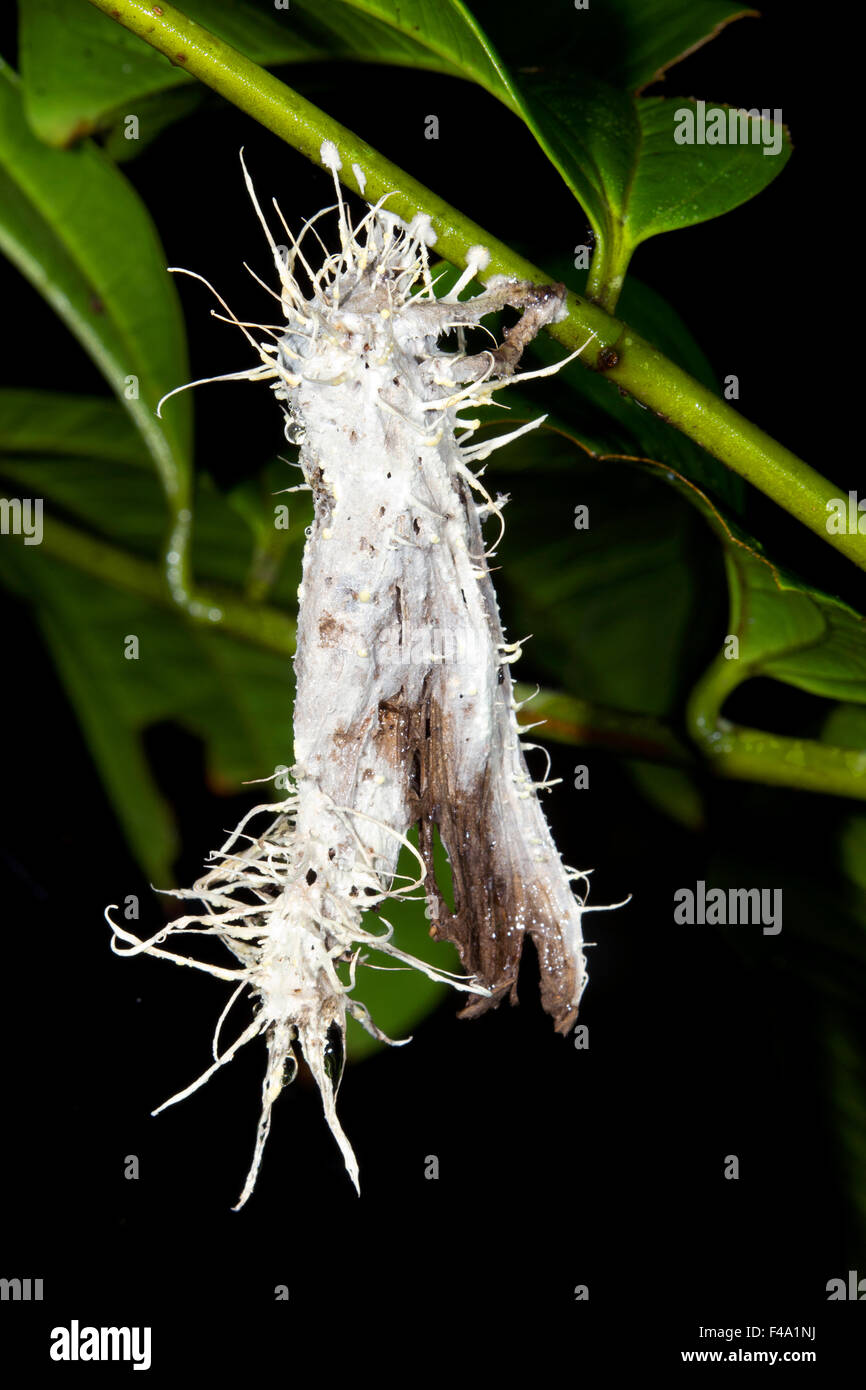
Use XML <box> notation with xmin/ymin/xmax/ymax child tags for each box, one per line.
<box><xmin>1</xmin><ymin>0</ymin><xmax>863</xmax><ymax>1373</ymax></box>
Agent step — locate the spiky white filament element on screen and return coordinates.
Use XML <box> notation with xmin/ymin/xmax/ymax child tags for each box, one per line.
<box><xmin>121</xmin><ymin>145</ymin><xmax>600</xmax><ymax>1208</ymax></box>
<box><xmin>106</xmin><ymin>787</ymin><xmax>485</xmax><ymax>1207</ymax></box>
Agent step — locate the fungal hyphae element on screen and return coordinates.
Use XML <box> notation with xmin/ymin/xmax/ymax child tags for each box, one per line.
<box><xmin>105</xmin><ymin>142</ymin><xmax>622</xmax><ymax>1208</ymax></box>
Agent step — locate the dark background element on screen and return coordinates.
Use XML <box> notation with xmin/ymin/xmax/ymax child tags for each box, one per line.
<box><xmin>1</xmin><ymin>0</ymin><xmax>863</xmax><ymax>1371</ymax></box>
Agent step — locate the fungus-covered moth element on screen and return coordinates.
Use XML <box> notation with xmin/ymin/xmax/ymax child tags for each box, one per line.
<box><xmin>106</xmin><ymin>142</ymin><xmax>615</xmax><ymax>1208</ymax></box>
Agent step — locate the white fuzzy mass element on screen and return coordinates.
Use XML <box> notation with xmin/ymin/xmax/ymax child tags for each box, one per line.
<box><xmin>106</xmin><ymin>148</ymin><xmax>616</xmax><ymax>1209</ymax></box>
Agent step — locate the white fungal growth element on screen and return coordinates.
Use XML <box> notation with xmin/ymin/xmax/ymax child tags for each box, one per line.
<box><xmin>111</xmin><ymin>146</ymin><xmax>616</xmax><ymax>1209</ymax></box>
<box><xmin>106</xmin><ymin>786</ymin><xmax>481</xmax><ymax>1208</ymax></box>
<box><xmin>320</xmin><ymin>139</ymin><xmax>342</xmax><ymax>172</ymax></box>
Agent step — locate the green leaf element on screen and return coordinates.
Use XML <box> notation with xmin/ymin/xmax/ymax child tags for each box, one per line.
<box><xmin>0</xmin><ymin>388</ymin><xmax>151</xmax><ymax>467</ymax></box>
<box><xmin>6</xmin><ymin>553</ymin><xmax>181</xmax><ymax>886</ymax></box>
<box><xmin>0</xmin><ymin>451</ymin><xmax>303</xmax><ymax>608</ymax></box>
<box><xmin>0</xmin><ymin>390</ymin><xmax>300</xmax><ymax>809</ymax></box>
<box><xmin>698</xmin><ymin>520</ymin><xmax>866</xmax><ymax>706</ymax></box>
<box><xmin>0</xmin><ymin>66</ymin><xmax>191</xmax><ymax>506</ymax></box>
<box><xmin>512</xmin><ymin>266</ymin><xmax>745</xmax><ymax>511</ymax></box>
<box><xmin>484</xmin><ymin>421</ymin><xmax>866</xmax><ymax>801</ymax></box>
<box><xmin>23</xmin><ymin>0</ymin><xmax>754</xmax><ymax>149</ymax></box>
<box><xmin>487</xmin><ymin>429</ymin><xmax>722</xmax><ymax>720</ymax></box>
<box><xmin>18</xmin><ymin>0</ymin><xmax>322</xmax><ymax>147</ymax></box>
<box><xmin>22</xmin><ymin>2</ymin><xmax>784</xmax><ymax>312</ymax></box>
<box><xmin>517</xmin><ymin>74</ymin><xmax>791</xmax><ymax>308</ymax></box>
<box><xmin>18</xmin><ymin>0</ymin><xmax>487</xmax><ymax>150</ymax></box>
<box><xmin>101</xmin><ymin>86</ymin><xmax>206</xmax><ymax>163</ymax></box>
<box><xmin>625</xmin><ymin>761</ymin><xmax>704</xmax><ymax>829</ymax></box>
<box><xmin>494</xmin><ymin>404</ymin><xmax>865</xmax><ymax>725</ymax></box>
<box><xmin>482</xmin><ymin>429</ymin><xmax>719</xmax><ymax>824</ymax></box>
<box><xmin>294</xmin><ymin>0</ymin><xmax>514</xmax><ymax>96</ymax></box>
<box><xmin>1</xmin><ymin>531</ymin><xmax>449</xmax><ymax>1057</ymax></box>
<box><xmin>824</xmin><ymin>705</ymin><xmax>866</xmax><ymax>754</ymax></box>
<box><xmin>668</xmin><ymin>485</ymin><xmax>866</xmax><ymax>795</ymax></box>
<box><xmin>302</xmin><ymin>5</ymin><xmax>788</xmax><ymax>307</ymax></box>
<box><xmin>0</xmin><ymin>413</ymin><xmax>451</xmax><ymax>1054</ymax></box>
<box><xmin>471</xmin><ymin>0</ymin><xmax>756</xmax><ymax>95</ymax></box>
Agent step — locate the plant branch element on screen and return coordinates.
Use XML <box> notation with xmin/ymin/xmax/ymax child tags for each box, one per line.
<box><xmin>87</xmin><ymin>0</ymin><xmax>866</xmax><ymax>570</ymax></box>
<box><xmin>515</xmin><ymin>684</ymin><xmax>692</xmax><ymax>765</ymax></box>
<box><xmin>38</xmin><ymin>511</ymin><xmax>298</xmax><ymax>655</ymax></box>
<box><xmin>4</xmin><ymin>502</ymin><xmax>859</xmax><ymax>798</ymax></box>
<box><xmin>687</xmin><ymin>655</ymin><xmax>866</xmax><ymax>800</ymax></box>
<box><xmin>35</xmin><ymin>511</ymin><xmax>686</xmax><ymax>764</ymax></box>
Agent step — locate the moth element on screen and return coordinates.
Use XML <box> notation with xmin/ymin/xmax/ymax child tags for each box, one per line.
<box><xmin>106</xmin><ymin>142</ymin><xmax>619</xmax><ymax>1208</ymax></box>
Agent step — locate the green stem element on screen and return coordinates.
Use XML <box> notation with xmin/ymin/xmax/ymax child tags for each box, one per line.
<box><xmin>40</xmin><ymin>512</ymin><xmax>297</xmax><ymax>656</ymax></box>
<box><xmin>585</xmin><ymin>223</ymin><xmax>630</xmax><ymax>315</ymax></box>
<box><xmin>687</xmin><ymin>655</ymin><xmax>866</xmax><ymax>799</ymax></box>
<box><xmin>516</xmin><ymin>684</ymin><xmax>692</xmax><ymax>765</ymax></box>
<box><xmin>87</xmin><ymin>0</ymin><xmax>866</xmax><ymax>570</ymax></box>
<box><xmin>38</xmin><ymin>511</ymin><xmax>680</xmax><ymax>759</ymax></box>
<box><xmin>14</xmin><ymin>507</ymin><xmax>864</xmax><ymax>799</ymax></box>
